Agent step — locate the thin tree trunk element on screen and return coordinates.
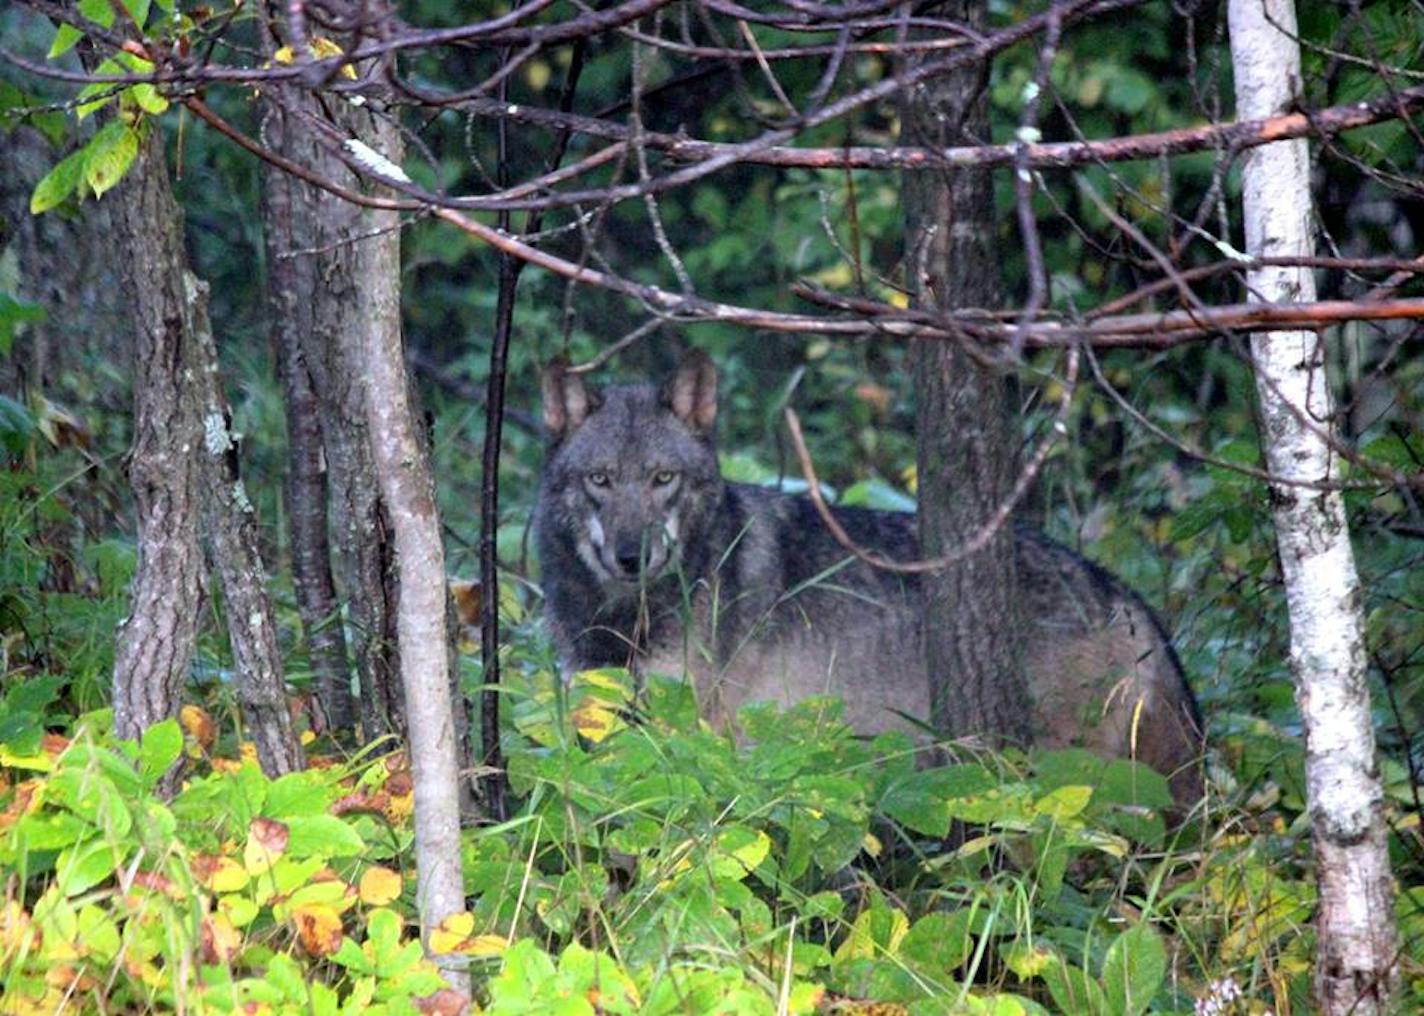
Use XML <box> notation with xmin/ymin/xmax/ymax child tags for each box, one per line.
<box><xmin>352</xmin><ymin>116</ymin><xmax>469</xmax><ymax>991</ymax></box>
<box><xmin>259</xmin><ymin>89</ymin><xmax>356</xmax><ymax>734</ymax></box>
<box><xmin>258</xmin><ymin>79</ymin><xmax>401</xmax><ymax>739</ymax></box>
<box><xmin>900</xmin><ymin>2</ymin><xmax>1027</xmax><ymax>743</ymax></box>
<box><xmin>109</xmin><ymin>126</ymin><xmax>204</xmax><ymax>759</ymax></box>
<box><xmin>1229</xmin><ymin>0</ymin><xmax>1398</xmax><ymax>1010</ymax></box>
<box><xmin>187</xmin><ymin>272</ymin><xmax>304</xmax><ymax>776</ymax></box>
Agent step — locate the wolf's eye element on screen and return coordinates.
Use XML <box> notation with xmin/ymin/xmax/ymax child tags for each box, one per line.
<box><xmin>587</xmin><ymin>471</ymin><xmax>611</xmax><ymax>488</ymax></box>
<box><xmin>652</xmin><ymin>470</ymin><xmax>677</xmax><ymax>487</ymax></box>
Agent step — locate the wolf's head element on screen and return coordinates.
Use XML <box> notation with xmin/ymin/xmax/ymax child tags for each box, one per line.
<box><xmin>537</xmin><ymin>351</ymin><xmax>723</xmax><ymax>591</ymax></box>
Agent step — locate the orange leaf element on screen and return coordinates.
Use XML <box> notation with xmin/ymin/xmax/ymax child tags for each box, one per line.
<box><xmin>180</xmin><ymin>705</ymin><xmax>217</xmax><ymax>752</ymax></box>
<box><xmin>292</xmin><ymin>903</ymin><xmax>344</xmax><ymax>956</ymax></box>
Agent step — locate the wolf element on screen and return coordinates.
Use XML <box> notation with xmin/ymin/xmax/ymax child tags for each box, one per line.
<box><xmin>535</xmin><ymin>351</ymin><xmax>1203</xmax><ymax>804</ymax></box>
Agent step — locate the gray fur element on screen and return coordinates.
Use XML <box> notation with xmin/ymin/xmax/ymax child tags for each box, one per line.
<box><xmin>535</xmin><ymin>353</ymin><xmax>1203</xmax><ymax>803</ymax></box>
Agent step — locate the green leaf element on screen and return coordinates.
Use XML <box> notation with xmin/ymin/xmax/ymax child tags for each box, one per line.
<box><xmin>901</xmin><ymin>910</ymin><xmax>973</xmax><ymax>972</ymax></box>
<box><xmin>56</xmin><ymin>838</ymin><xmax>124</xmax><ymax>896</ymax></box>
<box><xmin>48</xmin><ymin>23</ymin><xmax>84</xmax><ymax>59</ymax></box>
<box><xmin>83</xmin><ymin>121</ymin><xmax>141</xmax><ymax>200</ymax></box>
<box><xmin>0</xmin><ymin>294</ymin><xmax>46</xmax><ymax>356</ymax></box>
<box><xmin>0</xmin><ymin>394</ymin><xmax>36</xmax><ymax>454</ymax></box>
<box><xmin>29</xmin><ymin>147</ymin><xmax>86</xmax><ymax>214</ymax></box>
<box><xmin>130</xmin><ymin>83</ymin><xmax>169</xmax><ymax>115</ymax></box>
<box><xmin>120</xmin><ymin>0</ymin><xmax>151</xmax><ymax>25</ymax></box>
<box><xmin>1043</xmin><ymin>957</ymin><xmax>1107</xmax><ymax>1016</ymax></box>
<box><xmin>139</xmin><ymin>719</ymin><xmax>182</xmax><ymax>787</ymax></box>
<box><xmin>77</xmin><ymin>0</ymin><xmax>114</xmax><ymax>28</ymax></box>
<box><xmin>283</xmin><ymin>814</ymin><xmax>365</xmax><ymax>858</ymax></box>
<box><xmin>265</xmin><ymin>770</ymin><xmax>334</xmax><ymax>818</ymax></box>
<box><xmin>1101</xmin><ymin>924</ymin><xmax>1166</xmax><ymax>1016</ymax></box>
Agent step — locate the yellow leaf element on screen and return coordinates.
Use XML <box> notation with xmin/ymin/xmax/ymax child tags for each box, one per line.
<box><xmin>309</xmin><ymin>37</ymin><xmax>357</xmax><ymax>79</ymax></box>
<box><xmin>1002</xmin><ymin>942</ymin><xmax>1055</xmax><ymax>978</ymax></box>
<box><xmin>718</xmin><ymin>829</ymin><xmax>771</xmax><ymax>874</ymax></box>
<box><xmin>436</xmin><ymin>912</ymin><xmax>474</xmax><ymax>937</ymax></box>
<box><xmin>808</xmin><ymin>261</ymin><xmax>854</xmax><ymax>288</ymax></box>
<box><xmin>461</xmin><ymin>934</ymin><xmax>508</xmax><ymax>957</ymax></box>
<box><xmin>571</xmin><ymin>701</ymin><xmax>623</xmax><ymax>743</ymax></box>
<box><xmin>202</xmin><ymin>856</ymin><xmax>250</xmax><ymax>893</ymax></box>
<box><xmin>832</xmin><ymin>905</ymin><xmax>909</xmax><ymax>965</ymax></box>
<box><xmin>430</xmin><ymin>912</ymin><xmax>507</xmax><ymax>956</ymax></box>
<box><xmin>524</xmin><ymin>59</ymin><xmax>551</xmax><ymax>90</ymax></box>
<box><xmin>861</xmin><ymin>831</ymin><xmax>883</xmax><ymax>858</ymax></box>
<box><xmin>272</xmin><ymin>45</ymin><xmax>295</xmax><ymax>65</ymax></box>
<box><xmin>358</xmin><ymin>866</ymin><xmax>403</xmax><ymax>906</ymax></box>
<box><xmin>0</xmin><ymin>900</ymin><xmax>36</xmax><ymax>956</ymax></box>
<box><xmin>1033</xmin><ymin>785</ymin><xmax>1092</xmax><ymax>821</ymax></box>
<box><xmin>574</xmin><ymin>668</ymin><xmax>633</xmax><ymax>698</ymax></box>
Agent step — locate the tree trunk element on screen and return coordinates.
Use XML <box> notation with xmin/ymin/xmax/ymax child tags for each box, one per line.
<box><xmin>351</xmin><ymin>115</ymin><xmax>469</xmax><ymax>990</ymax></box>
<box><xmin>259</xmin><ymin>90</ymin><xmax>357</xmax><ymax>735</ymax></box>
<box><xmin>109</xmin><ymin>126</ymin><xmax>205</xmax><ymax>758</ymax></box>
<box><xmin>900</xmin><ymin>2</ymin><xmax>1027</xmax><ymax>743</ymax></box>
<box><xmin>187</xmin><ymin>272</ymin><xmax>304</xmax><ymax>776</ymax></box>
<box><xmin>258</xmin><ymin>85</ymin><xmax>401</xmax><ymax>739</ymax></box>
<box><xmin>1229</xmin><ymin>0</ymin><xmax>1398</xmax><ymax>1010</ymax></box>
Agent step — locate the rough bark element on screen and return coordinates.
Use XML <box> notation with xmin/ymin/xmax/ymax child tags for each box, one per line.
<box><xmin>352</xmin><ymin>115</ymin><xmax>469</xmax><ymax>989</ymax></box>
<box><xmin>899</xmin><ymin>1</ymin><xmax>1027</xmax><ymax>743</ymax></box>
<box><xmin>187</xmin><ymin>272</ymin><xmax>304</xmax><ymax>776</ymax></box>
<box><xmin>258</xmin><ymin>83</ymin><xmax>400</xmax><ymax>738</ymax></box>
<box><xmin>1229</xmin><ymin>0</ymin><xmax>1398</xmax><ymax>1010</ymax></box>
<box><xmin>259</xmin><ymin>92</ymin><xmax>356</xmax><ymax>734</ymax></box>
<box><xmin>109</xmin><ymin>126</ymin><xmax>205</xmax><ymax>754</ymax></box>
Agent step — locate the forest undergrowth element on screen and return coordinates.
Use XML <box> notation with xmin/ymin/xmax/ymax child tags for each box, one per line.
<box><xmin>2</xmin><ymin>359</ymin><xmax>1423</xmax><ymax>1016</ymax></box>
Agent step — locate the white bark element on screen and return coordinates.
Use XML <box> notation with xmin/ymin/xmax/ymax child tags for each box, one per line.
<box><xmin>355</xmin><ymin>118</ymin><xmax>469</xmax><ymax>995</ymax></box>
<box><xmin>1229</xmin><ymin>1</ymin><xmax>1397</xmax><ymax>1011</ymax></box>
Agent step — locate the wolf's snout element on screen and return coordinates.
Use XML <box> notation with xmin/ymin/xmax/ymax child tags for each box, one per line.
<box><xmin>613</xmin><ymin>540</ymin><xmax>643</xmax><ymax>576</ymax></box>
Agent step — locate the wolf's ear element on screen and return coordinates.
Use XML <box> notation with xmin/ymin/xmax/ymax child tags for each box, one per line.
<box><xmin>663</xmin><ymin>349</ymin><xmax>718</xmax><ymax>435</ymax></box>
<box><xmin>541</xmin><ymin>357</ymin><xmax>592</xmax><ymax>441</ymax></box>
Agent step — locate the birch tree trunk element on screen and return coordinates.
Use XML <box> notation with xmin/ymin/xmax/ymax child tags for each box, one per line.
<box><xmin>1229</xmin><ymin>1</ymin><xmax>1398</xmax><ymax>1010</ymax></box>
<box><xmin>350</xmin><ymin>117</ymin><xmax>469</xmax><ymax>993</ymax></box>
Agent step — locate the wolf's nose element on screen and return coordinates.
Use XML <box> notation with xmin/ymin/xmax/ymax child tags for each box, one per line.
<box><xmin>614</xmin><ymin>541</ymin><xmax>642</xmax><ymax>575</ymax></box>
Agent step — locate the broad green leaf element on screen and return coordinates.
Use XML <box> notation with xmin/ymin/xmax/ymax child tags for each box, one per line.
<box><xmin>265</xmin><ymin>770</ymin><xmax>333</xmax><ymax>818</ymax></box>
<box><xmin>77</xmin><ymin>0</ymin><xmax>114</xmax><ymax>27</ymax></box>
<box><xmin>1043</xmin><ymin>957</ymin><xmax>1107</xmax><ymax>1016</ymax></box>
<box><xmin>130</xmin><ymin>83</ymin><xmax>169</xmax><ymax>115</ymax></box>
<box><xmin>47</xmin><ymin>23</ymin><xmax>84</xmax><ymax>59</ymax></box>
<box><xmin>56</xmin><ymin>837</ymin><xmax>124</xmax><ymax>896</ymax></box>
<box><xmin>1102</xmin><ymin>923</ymin><xmax>1167</xmax><ymax>1016</ymax></box>
<box><xmin>120</xmin><ymin>0</ymin><xmax>151</xmax><ymax>25</ymax></box>
<box><xmin>83</xmin><ymin>122</ymin><xmax>140</xmax><ymax>199</ymax></box>
<box><xmin>1033</xmin><ymin>784</ymin><xmax>1094</xmax><ymax>821</ymax></box>
<box><xmin>284</xmin><ymin>814</ymin><xmax>365</xmax><ymax>857</ymax></box>
<box><xmin>139</xmin><ymin>718</ymin><xmax>182</xmax><ymax>787</ymax></box>
<box><xmin>901</xmin><ymin>910</ymin><xmax>973</xmax><ymax>972</ymax></box>
<box><xmin>29</xmin><ymin>147</ymin><xmax>86</xmax><ymax>214</ymax></box>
